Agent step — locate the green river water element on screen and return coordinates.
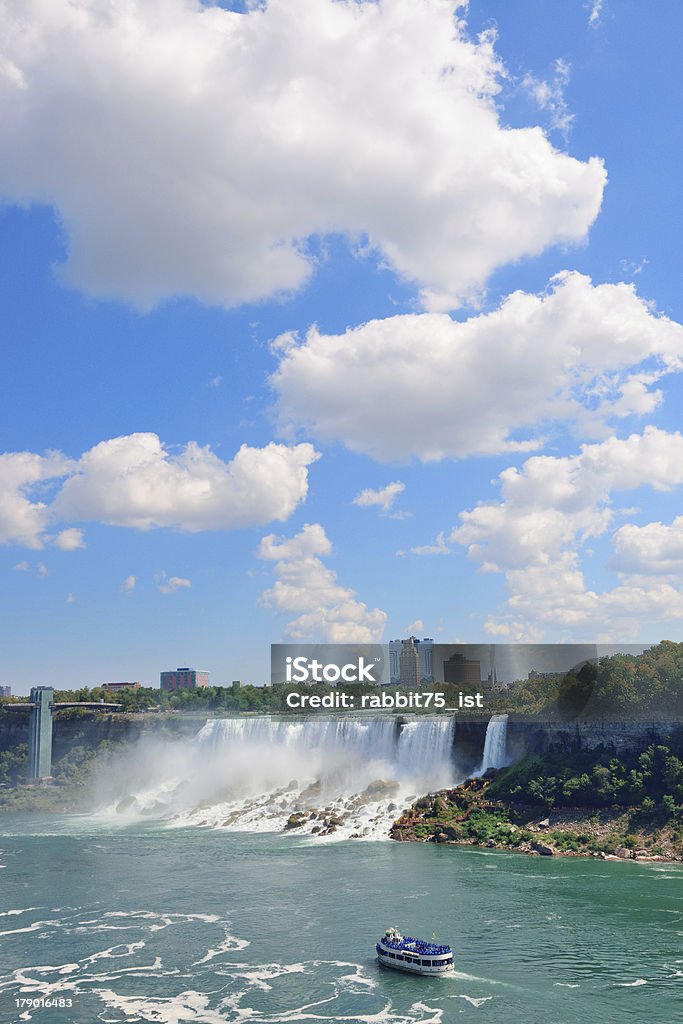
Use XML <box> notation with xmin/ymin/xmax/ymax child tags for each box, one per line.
<box><xmin>0</xmin><ymin>817</ymin><xmax>681</xmax><ymax>1023</ymax></box>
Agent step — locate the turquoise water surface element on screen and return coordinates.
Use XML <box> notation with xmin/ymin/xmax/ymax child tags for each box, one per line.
<box><xmin>0</xmin><ymin>817</ymin><xmax>681</xmax><ymax>1022</ymax></box>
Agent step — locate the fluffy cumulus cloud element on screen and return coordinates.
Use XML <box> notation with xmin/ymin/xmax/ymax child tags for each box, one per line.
<box><xmin>258</xmin><ymin>523</ymin><xmax>387</xmax><ymax>642</ymax></box>
<box><xmin>54</xmin><ymin>433</ymin><xmax>319</xmax><ymax>531</ymax></box>
<box><xmin>0</xmin><ymin>450</ymin><xmax>73</xmax><ymax>548</ymax></box>
<box><xmin>0</xmin><ymin>0</ymin><xmax>603</xmax><ymax>311</ymax></box>
<box><xmin>272</xmin><ymin>272</ymin><xmax>683</xmax><ymax>462</ymax></box>
<box><xmin>611</xmin><ymin>518</ymin><xmax>683</xmax><ymax>576</ymax></box>
<box><xmin>446</xmin><ymin>428</ymin><xmax>683</xmax><ymax>640</ymax></box>
<box><xmin>353</xmin><ymin>481</ymin><xmax>405</xmax><ymax>512</ymax></box>
<box><xmin>0</xmin><ymin>433</ymin><xmax>318</xmax><ymax>546</ymax></box>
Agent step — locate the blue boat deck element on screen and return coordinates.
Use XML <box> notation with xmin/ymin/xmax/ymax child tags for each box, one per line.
<box><xmin>381</xmin><ymin>935</ymin><xmax>451</xmax><ymax>956</ymax></box>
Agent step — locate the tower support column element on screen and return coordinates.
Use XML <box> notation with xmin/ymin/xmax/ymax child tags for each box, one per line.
<box><xmin>27</xmin><ymin>686</ymin><xmax>54</xmax><ymax>780</ymax></box>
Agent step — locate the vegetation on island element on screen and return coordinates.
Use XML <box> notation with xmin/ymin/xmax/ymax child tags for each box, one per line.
<box><xmin>393</xmin><ymin>728</ymin><xmax>683</xmax><ymax>861</ymax></box>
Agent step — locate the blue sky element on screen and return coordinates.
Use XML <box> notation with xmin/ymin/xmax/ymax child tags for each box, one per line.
<box><xmin>2</xmin><ymin>0</ymin><xmax>683</xmax><ymax>692</ymax></box>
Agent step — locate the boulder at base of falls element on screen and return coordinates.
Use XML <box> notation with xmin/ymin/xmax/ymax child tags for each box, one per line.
<box><xmin>362</xmin><ymin>780</ymin><xmax>401</xmax><ymax>800</ymax></box>
<box><xmin>614</xmin><ymin>846</ymin><xmax>635</xmax><ymax>859</ymax></box>
<box><xmin>115</xmin><ymin>796</ymin><xmax>137</xmax><ymax>813</ymax></box>
<box><xmin>285</xmin><ymin>813</ymin><xmax>306</xmax><ymax>829</ymax></box>
<box><xmin>531</xmin><ymin>841</ymin><xmax>555</xmax><ymax>856</ymax></box>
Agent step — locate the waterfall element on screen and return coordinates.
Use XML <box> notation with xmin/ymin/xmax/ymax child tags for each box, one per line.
<box><xmin>105</xmin><ymin>715</ymin><xmax>458</xmax><ymax>839</ymax></box>
<box><xmin>196</xmin><ymin>716</ymin><xmax>398</xmax><ymax>764</ymax></box>
<box><xmin>395</xmin><ymin>716</ymin><xmax>456</xmax><ymax>787</ymax></box>
<box><xmin>479</xmin><ymin>713</ymin><xmax>509</xmax><ymax>772</ymax></box>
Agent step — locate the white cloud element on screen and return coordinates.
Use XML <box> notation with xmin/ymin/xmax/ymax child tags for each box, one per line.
<box><xmin>451</xmin><ymin>428</ymin><xmax>683</xmax><ymax>572</ymax></box>
<box><xmin>353</xmin><ymin>481</ymin><xmax>405</xmax><ymax>512</ymax></box>
<box><xmin>523</xmin><ymin>58</ymin><xmax>574</xmax><ymax>140</ymax></box>
<box><xmin>258</xmin><ymin>523</ymin><xmax>387</xmax><ymax>642</ymax></box>
<box><xmin>588</xmin><ymin>1</ymin><xmax>604</xmax><ymax>28</ymax></box>
<box><xmin>406</xmin><ymin>619</ymin><xmax>425</xmax><ymax>636</ymax></box>
<box><xmin>0</xmin><ymin>0</ymin><xmax>604</xmax><ymax>311</ymax></box>
<box><xmin>54</xmin><ymin>527</ymin><xmax>85</xmax><ymax>551</ymax></box>
<box><xmin>449</xmin><ymin>428</ymin><xmax>683</xmax><ymax>639</ymax></box>
<box><xmin>12</xmin><ymin>560</ymin><xmax>30</xmax><ymax>572</ymax></box>
<box><xmin>0</xmin><ymin>451</ymin><xmax>73</xmax><ymax>548</ymax></box>
<box><xmin>0</xmin><ymin>434</ymin><xmax>318</xmax><ymax>547</ymax></box>
<box><xmin>157</xmin><ymin>574</ymin><xmax>192</xmax><ymax>595</ymax></box>
<box><xmin>66</xmin><ymin>593</ymin><xmax>76</xmax><ymax>604</ymax></box>
<box><xmin>53</xmin><ymin>433</ymin><xmax>319</xmax><ymax>532</ymax></box>
<box><xmin>410</xmin><ymin>531</ymin><xmax>451</xmax><ymax>556</ymax></box>
<box><xmin>121</xmin><ymin>575</ymin><xmax>137</xmax><ymax>593</ymax></box>
<box><xmin>37</xmin><ymin>561</ymin><xmax>49</xmax><ymax>577</ymax></box>
<box><xmin>611</xmin><ymin>517</ymin><xmax>683</xmax><ymax>576</ymax></box>
<box><xmin>272</xmin><ymin>272</ymin><xmax>683</xmax><ymax>462</ymax></box>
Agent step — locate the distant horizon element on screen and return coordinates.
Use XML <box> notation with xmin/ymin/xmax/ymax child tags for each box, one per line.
<box><xmin>2</xmin><ymin>640</ymin><xmax>655</xmax><ymax>697</ymax></box>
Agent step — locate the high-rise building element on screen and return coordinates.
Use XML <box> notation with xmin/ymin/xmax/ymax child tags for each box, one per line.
<box><xmin>160</xmin><ymin>668</ymin><xmax>209</xmax><ymax>691</ymax></box>
<box><xmin>443</xmin><ymin>652</ymin><xmax>481</xmax><ymax>685</ymax></box>
<box><xmin>389</xmin><ymin>637</ymin><xmax>434</xmax><ymax>683</ymax></box>
<box><xmin>0</xmin><ymin>685</ymin><xmax>11</xmax><ymax>697</ymax></box>
<box><xmin>101</xmin><ymin>681</ymin><xmax>142</xmax><ymax>690</ymax></box>
<box><xmin>418</xmin><ymin>639</ymin><xmax>434</xmax><ymax>682</ymax></box>
<box><xmin>399</xmin><ymin>637</ymin><xmax>420</xmax><ymax>687</ymax></box>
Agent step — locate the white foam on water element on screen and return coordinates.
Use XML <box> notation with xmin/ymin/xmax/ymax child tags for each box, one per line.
<box><xmin>192</xmin><ymin>928</ymin><xmax>250</xmax><ymax>964</ymax></box>
<box><xmin>459</xmin><ymin>995</ymin><xmax>493</xmax><ymax>1007</ymax></box>
<box><xmin>227</xmin><ymin>960</ymin><xmax>309</xmax><ymax>992</ymax></box>
<box><xmin>95</xmin><ymin>988</ymin><xmax>227</xmax><ymax>1024</ymax></box>
<box><xmin>0</xmin><ymin>918</ymin><xmax>63</xmax><ymax>938</ymax></box>
<box><xmin>449</xmin><ymin>970</ymin><xmax>514</xmax><ymax>989</ymax></box>
<box><xmin>616</xmin><ymin>978</ymin><xmax>647</xmax><ymax>986</ymax></box>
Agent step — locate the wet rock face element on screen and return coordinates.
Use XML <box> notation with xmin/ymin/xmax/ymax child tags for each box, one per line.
<box><xmin>531</xmin><ymin>841</ymin><xmax>555</xmax><ymax>856</ymax></box>
<box><xmin>614</xmin><ymin>846</ymin><xmax>634</xmax><ymax>859</ymax></box>
<box><xmin>362</xmin><ymin>779</ymin><xmax>401</xmax><ymax>800</ymax></box>
<box><xmin>285</xmin><ymin>812</ymin><xmax>306</xmax><ymax>829</ymax></box>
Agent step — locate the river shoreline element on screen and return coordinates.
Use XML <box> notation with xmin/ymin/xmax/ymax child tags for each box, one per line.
<box><xmin>390</xmin><ymin>785</ymin><xmax>683</xmax><ymax>863</ymax></box>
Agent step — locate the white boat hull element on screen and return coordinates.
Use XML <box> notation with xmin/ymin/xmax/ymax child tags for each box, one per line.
<box><xmin>376</xmin><ymin>940</ymin><xmax>454</xmax><ymax>976</ymax></box>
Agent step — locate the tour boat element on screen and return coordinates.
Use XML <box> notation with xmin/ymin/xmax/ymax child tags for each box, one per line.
<box><xmin>376</xmin><ymin>927</ymin><xmax>454</xmax><ymax>975</ymax></box>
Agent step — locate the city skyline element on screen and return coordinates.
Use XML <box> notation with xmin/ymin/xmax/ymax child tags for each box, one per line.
<box><xmin>2</xmin><ymin>1</ymin><xmax>683</xmax><ymax>690</ymax></box>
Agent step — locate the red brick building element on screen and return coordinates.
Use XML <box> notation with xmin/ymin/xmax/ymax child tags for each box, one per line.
<box><xmin>160</xmin><ymin>667</ymin><xmax>209</xmax><ymax>690</ymax></box>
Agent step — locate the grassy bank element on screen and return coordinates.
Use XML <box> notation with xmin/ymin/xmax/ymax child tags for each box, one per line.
<box><xmin>391</xmin><ymin>782</ymin><xmax>682</xmax><ymax>860</ymax></box>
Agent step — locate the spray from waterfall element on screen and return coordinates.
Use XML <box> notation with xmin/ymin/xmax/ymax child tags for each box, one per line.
<box><xmin>95</xmin><ymin>715</ymin><xmax>459</xmax><ymax>840</ymax></box>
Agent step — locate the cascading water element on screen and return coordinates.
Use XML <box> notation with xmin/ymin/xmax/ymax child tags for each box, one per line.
<box><xmin>394</xmin><ymin>716</ymin><xmax>456</xmax><ymax>786</ymax></box>
<box><xmin>479</xmin><ymin>713</ymin><xmax>509</xmax><ymax>772</ymax></box>
<box><xmin>102</xmin><ymin>715</ymin><xmax>458</xmax><ymax>840</ymax></box>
